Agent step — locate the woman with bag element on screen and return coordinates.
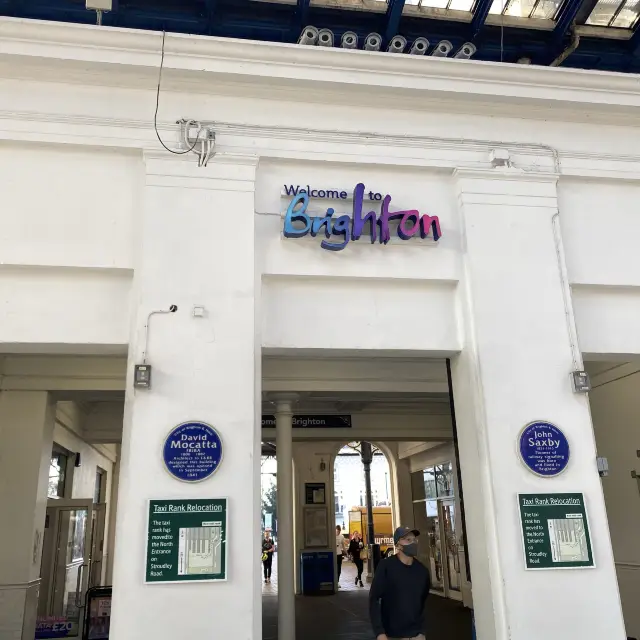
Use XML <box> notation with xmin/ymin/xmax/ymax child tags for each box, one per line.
<box><xmin>348</xmin><ymin>530</ymin><xmax>365</xmax><ymax>587</ymax></box>
<box><xmin>262</xmin><ymin>530</ymin><xmax>275</xmax><ymax>583</ymax></box>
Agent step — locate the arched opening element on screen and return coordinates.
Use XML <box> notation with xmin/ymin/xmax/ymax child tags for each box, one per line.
<box><xmin>331</xmin><ymin>441</ymin><xmax>394</xmax><ymax>591</ymax></box>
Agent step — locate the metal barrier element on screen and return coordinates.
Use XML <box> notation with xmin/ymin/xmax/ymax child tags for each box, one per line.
<box><xmin>83</xmin><ymin>586</ymin><xmax>112</xmax><ymax>640</ymax></box>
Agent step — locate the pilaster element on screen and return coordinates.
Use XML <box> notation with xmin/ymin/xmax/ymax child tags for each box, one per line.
<box><xmin>451</xmin><ymin>167</ymin><xmax>625</xmax><ymax>640</ymax></box>
<box><xmin>110</xmin><ymin>152</ymin><xmax>261</xmax><ymax>640</ymax></box>
<box><xmin>0</xmin><ymin>391</ymin><xmax>55</xmax><ymax>640</ymax></box>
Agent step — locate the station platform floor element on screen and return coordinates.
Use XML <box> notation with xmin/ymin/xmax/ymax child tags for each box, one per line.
<box><xmin>262</xmin><ymin>557</ymin><xmax>473</xmax><ymax>640</ymax></box>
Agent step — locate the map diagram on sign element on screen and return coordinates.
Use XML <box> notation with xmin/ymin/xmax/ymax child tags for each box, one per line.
<box><xmin>548</xmin><ymin>515</ymin><xmax>589</xmax><ymax>563</ymax></box>
<box><xmin>178</xmin><ymin>524</ymin><xmax>222</xmax><ymax>576</ymax></box>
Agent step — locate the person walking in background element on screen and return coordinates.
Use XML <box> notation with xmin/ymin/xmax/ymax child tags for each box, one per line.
<box><xmin>349</xmin><ymin>530</ymin><xmax>365</xmax><ymax>587</ymax></box>
<box><xmin>262</xmin><ymin>530</ymin><xmax>275</xmax><ymax>584</ymax></box>
<box><xmin>336</xmin><ymin>525</ymin><xmax>346</xmax><ymax>587</ymax></box>
<box><xmin>369</xmin><ymin>527</ymin><xmax>430</xmax><ymax>640</ymax></box>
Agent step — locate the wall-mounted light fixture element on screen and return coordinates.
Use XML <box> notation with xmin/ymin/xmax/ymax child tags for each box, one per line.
<box><xmin>410</xmin><ymin>37</ymin><xmax>430</xmax><ymax>55</ymax></box>
<box><xmin>454</xmin><ymin>42</ymin><xmax>477</xmax><ymax>59</ymax></box>
<box><xmin>388</xmin><ymin>35</ymin><xmax>407</xmax><ymax>54</ymax></box>
<box><xmin>299</xmin><ymin>26</ymin><xmax>319</xmax><ymax>45</ymax></box>
<box><xmin>341</xmin><ymin>31</ymin><xmax>358</xmax><ymax>49</ymax></box>
<box><xmin>431</xmin><ymin>40</ymin><xmax>453</xmax><ymax>57</ymax></box>
<box><xmin>317</xmin><ymin>29</ymin><xmax>334</xmax><ymax>47</ymax></box>
<box><xmin>364</xmin><ymin>33</ymin><xmax>382</xmax><ymax>51</ymax></box>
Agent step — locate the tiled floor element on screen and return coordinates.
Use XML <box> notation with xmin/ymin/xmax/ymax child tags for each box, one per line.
<box><xmin>262</xmin><ymin>556</ymin><xmax>473</xmax><ymax>639</ymax></box>
<box><xmin>262</xmin><ymin>557</ymin><xmax>368</xmax><ymax>595</ymax></box>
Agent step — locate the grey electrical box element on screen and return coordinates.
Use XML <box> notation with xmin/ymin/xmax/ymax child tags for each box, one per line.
<box><xmin>86</xmin><ymin>0</ymin><xmax>113</xmax><ymax>10</ymax></box>
<box><xmin>134</xmin><ymin>364</ymin><xmax>152</xmax><ymax>389</ymax></box>
<box><xmin>596</xmin><ymin>457</ymin><xmax>609</xmax><ymax>477</ymax></box>
<box><xmin>571</xmin><ymin>370</ymin><xmax>591</xmax><ymax>393</ymax></box>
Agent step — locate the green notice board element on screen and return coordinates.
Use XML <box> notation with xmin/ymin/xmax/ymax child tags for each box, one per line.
<box><xmin>518</xmin><ymin>493</ymin><xmax>594</xmax><ymax>570</ymax></box>
<box><xmin>145</xmin><ymin>498</ymin><xmax>228</xmax><ymax>584</ymax></box>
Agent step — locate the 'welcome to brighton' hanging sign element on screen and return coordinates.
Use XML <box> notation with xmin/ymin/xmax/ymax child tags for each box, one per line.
<box><xmin>283</xmin><ymin>182</ymin><xmax>442</xmax><ymax>252</ymax></box>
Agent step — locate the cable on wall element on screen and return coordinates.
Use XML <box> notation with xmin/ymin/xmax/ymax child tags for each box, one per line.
<box><xmin>154</xmin><ymin>30</ymin><xmax>202</xmax><ymax>156</ymax></box>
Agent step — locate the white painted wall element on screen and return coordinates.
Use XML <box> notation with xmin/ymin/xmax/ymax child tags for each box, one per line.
<box><xmin>589</xmin><ymin>372</ymin><xmax>640</xmax><ymax>639</ymax></box>
<box><xmin>0</xmin><ymin>27</ymin><xmax>639</xmax><ymax>357</ymax></box>
<box><xmin>0</xmin><ymin>142</ymin><xmax>137</xmax><ymax>353</ymax></box>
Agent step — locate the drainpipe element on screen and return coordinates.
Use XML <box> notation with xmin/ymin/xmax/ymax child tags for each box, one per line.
<box><xmin>551</xmin><ymin>29</ymin><xmax>580</xmax><ymax>67</ymax></box>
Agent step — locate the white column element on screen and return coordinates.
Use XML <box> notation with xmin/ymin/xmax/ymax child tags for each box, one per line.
<box><xmin>275</xmin><ymin>397</ymin><xmax>295</xmax><ymax>640</ymax></box>
<box><xmin>109</xmin><ymin>153</ymin><xmax>261</xmax><ymax>640</ymax></box>
<box><xmin>452</xmin><ymin>167</ymin><xmax>626</xmax><ymax>640</ymax></box>
<box><xmin>104</xmin><ymin>445</ymin><xmax>120</xmax><ymax>585</ymax></box>
<box><xmin>0</xmin><ymin>391</ymin><xmax>55</xmax><ymax>640</ymax></box>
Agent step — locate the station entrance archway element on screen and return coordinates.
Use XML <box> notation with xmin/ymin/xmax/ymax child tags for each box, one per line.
<box><xmin>260</xmin><ymin>355</ymin><xmax>474</xmax><ymax>639</ymax></box>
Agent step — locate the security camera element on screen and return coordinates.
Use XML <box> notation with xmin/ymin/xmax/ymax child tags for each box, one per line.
<box><xmin>169</xmin><ymin>305</ymin><xmax>178</xmax><ymax>313</ymax></box>
<box><xmin>387</xmin><ymin>35</ymin><xmax>407</xmax><ymax>54</ymax></box>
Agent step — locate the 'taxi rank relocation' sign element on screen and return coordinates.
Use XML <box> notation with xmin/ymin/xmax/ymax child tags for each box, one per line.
<box><xmin>283</xmin><ymin>183</ymin><xmax>442</xmax><ymax>251</ymax></box>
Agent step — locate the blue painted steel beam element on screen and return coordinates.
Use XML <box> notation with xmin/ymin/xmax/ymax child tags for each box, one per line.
<box><xmin>470</xmin><ymin>0</ymin><xmax>493</xmax><ymax>39</ymax></box>
<box><xmin>205</xmin><ymin>0</ymin><xmax>218</xmax><ymax>35</ymax></box>
<box><xmin>290</xmin><ymin>0</ymin><xmax>311</xmax><ymax>40</ymax></box>
<box><xmin>296</xmin><ymin>0</ymin><xmax>311</xmax><ymax>26</ymax></box>
<box><xmin>384</xmin><ymin>0</ymin><xmax>407</xmax><ymax>42</ymax></box>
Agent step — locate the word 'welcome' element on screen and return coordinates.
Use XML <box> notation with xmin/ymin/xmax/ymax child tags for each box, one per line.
<box><xmin>283</xmin><ymin>183</ymin><xmax>442</xmax><ymax>251</ymax></box>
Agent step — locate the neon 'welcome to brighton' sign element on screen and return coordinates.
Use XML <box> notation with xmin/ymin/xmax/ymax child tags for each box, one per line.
<box><xmin>283</xmin><ymin>183</ymin><xmax>442</xmax><ymax>252</ymax></box>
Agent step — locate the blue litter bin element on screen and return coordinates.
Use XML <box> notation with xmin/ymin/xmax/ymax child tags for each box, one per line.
<box><xmin>300</xmin><ymin>551</ymin><xmax>334</xmax><ymax>595</ymax></box>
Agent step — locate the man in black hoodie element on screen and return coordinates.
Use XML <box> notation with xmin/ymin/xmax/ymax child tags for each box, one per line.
<box><xmin>369</xmin><ymin>527</ymin><xmax>430</xmax><ymax>640</ymax></box>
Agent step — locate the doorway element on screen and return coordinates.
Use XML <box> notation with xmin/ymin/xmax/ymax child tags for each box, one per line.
<box><xmin>37</xmin><ymin>498</ymin><xmax>106</xmax><ymax>639</ymax></box>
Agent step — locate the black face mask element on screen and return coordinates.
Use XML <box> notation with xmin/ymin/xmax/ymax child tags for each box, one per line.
<box><xmin>400</xmin><ymin>542</ymin><xmax>418</xmax><ymax>557</ymax></box>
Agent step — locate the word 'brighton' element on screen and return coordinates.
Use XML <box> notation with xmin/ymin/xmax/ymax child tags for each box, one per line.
<box><xmin>283</xmin><ymin>183</ymin><xmax>442</xmax><ymax>251</ymax></box>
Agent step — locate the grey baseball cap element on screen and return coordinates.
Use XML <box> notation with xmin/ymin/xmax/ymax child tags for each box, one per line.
<box><xmin>393</xmin><ymin>526</ymin><xmax>420</xmax><ymax>545</ymax></box>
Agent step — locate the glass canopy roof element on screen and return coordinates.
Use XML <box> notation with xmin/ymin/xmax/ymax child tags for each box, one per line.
<box><xmin>404</xmin><ymin>0</ymin><xmax>475</xmax><ymax>11</ymax></box>
<box><xmin>331</xmin><ymin>0</ymin><xmax>567</xmax><ymax>19</ymax></box>
<box><xmin>586</xmin><ymin>0</ymin><xmax>640</xmax><ymax>27</ymax></box>
<box><xmin>317</xmin><ymin>0</ymin><xmax>640</xmax><ymax>27</ymax></box>
<box><xmin>488</xmin><ymin>0</ymin><xmax>562</xmax><ymax>18</ymax></box>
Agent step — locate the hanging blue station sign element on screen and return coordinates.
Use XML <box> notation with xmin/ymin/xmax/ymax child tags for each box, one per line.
<box><xmin>518</xmin><ymin>420</ymin><xmax>570</xmax><ymax>478</ymax></box>
<box><xmin>162</xmin><ymin>421</ymin><xmax>223</xmax><ymax>482</ymax></box>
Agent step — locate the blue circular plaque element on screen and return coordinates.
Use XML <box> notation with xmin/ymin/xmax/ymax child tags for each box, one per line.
<box><xmin>518</xmin><ymin>420</ymin><xmax>570</xmax><ymax>477</ymax></box>
<box><xmin>162</xmin><ymin>421</ymin><xmax>223</xmax><ymax>482</ymax></box>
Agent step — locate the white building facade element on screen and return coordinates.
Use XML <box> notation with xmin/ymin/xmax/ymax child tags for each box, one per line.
<box><xmin>1</xmin><ymin>15</ymin><xmax>640</xmax><ymax>640</ymax></box>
